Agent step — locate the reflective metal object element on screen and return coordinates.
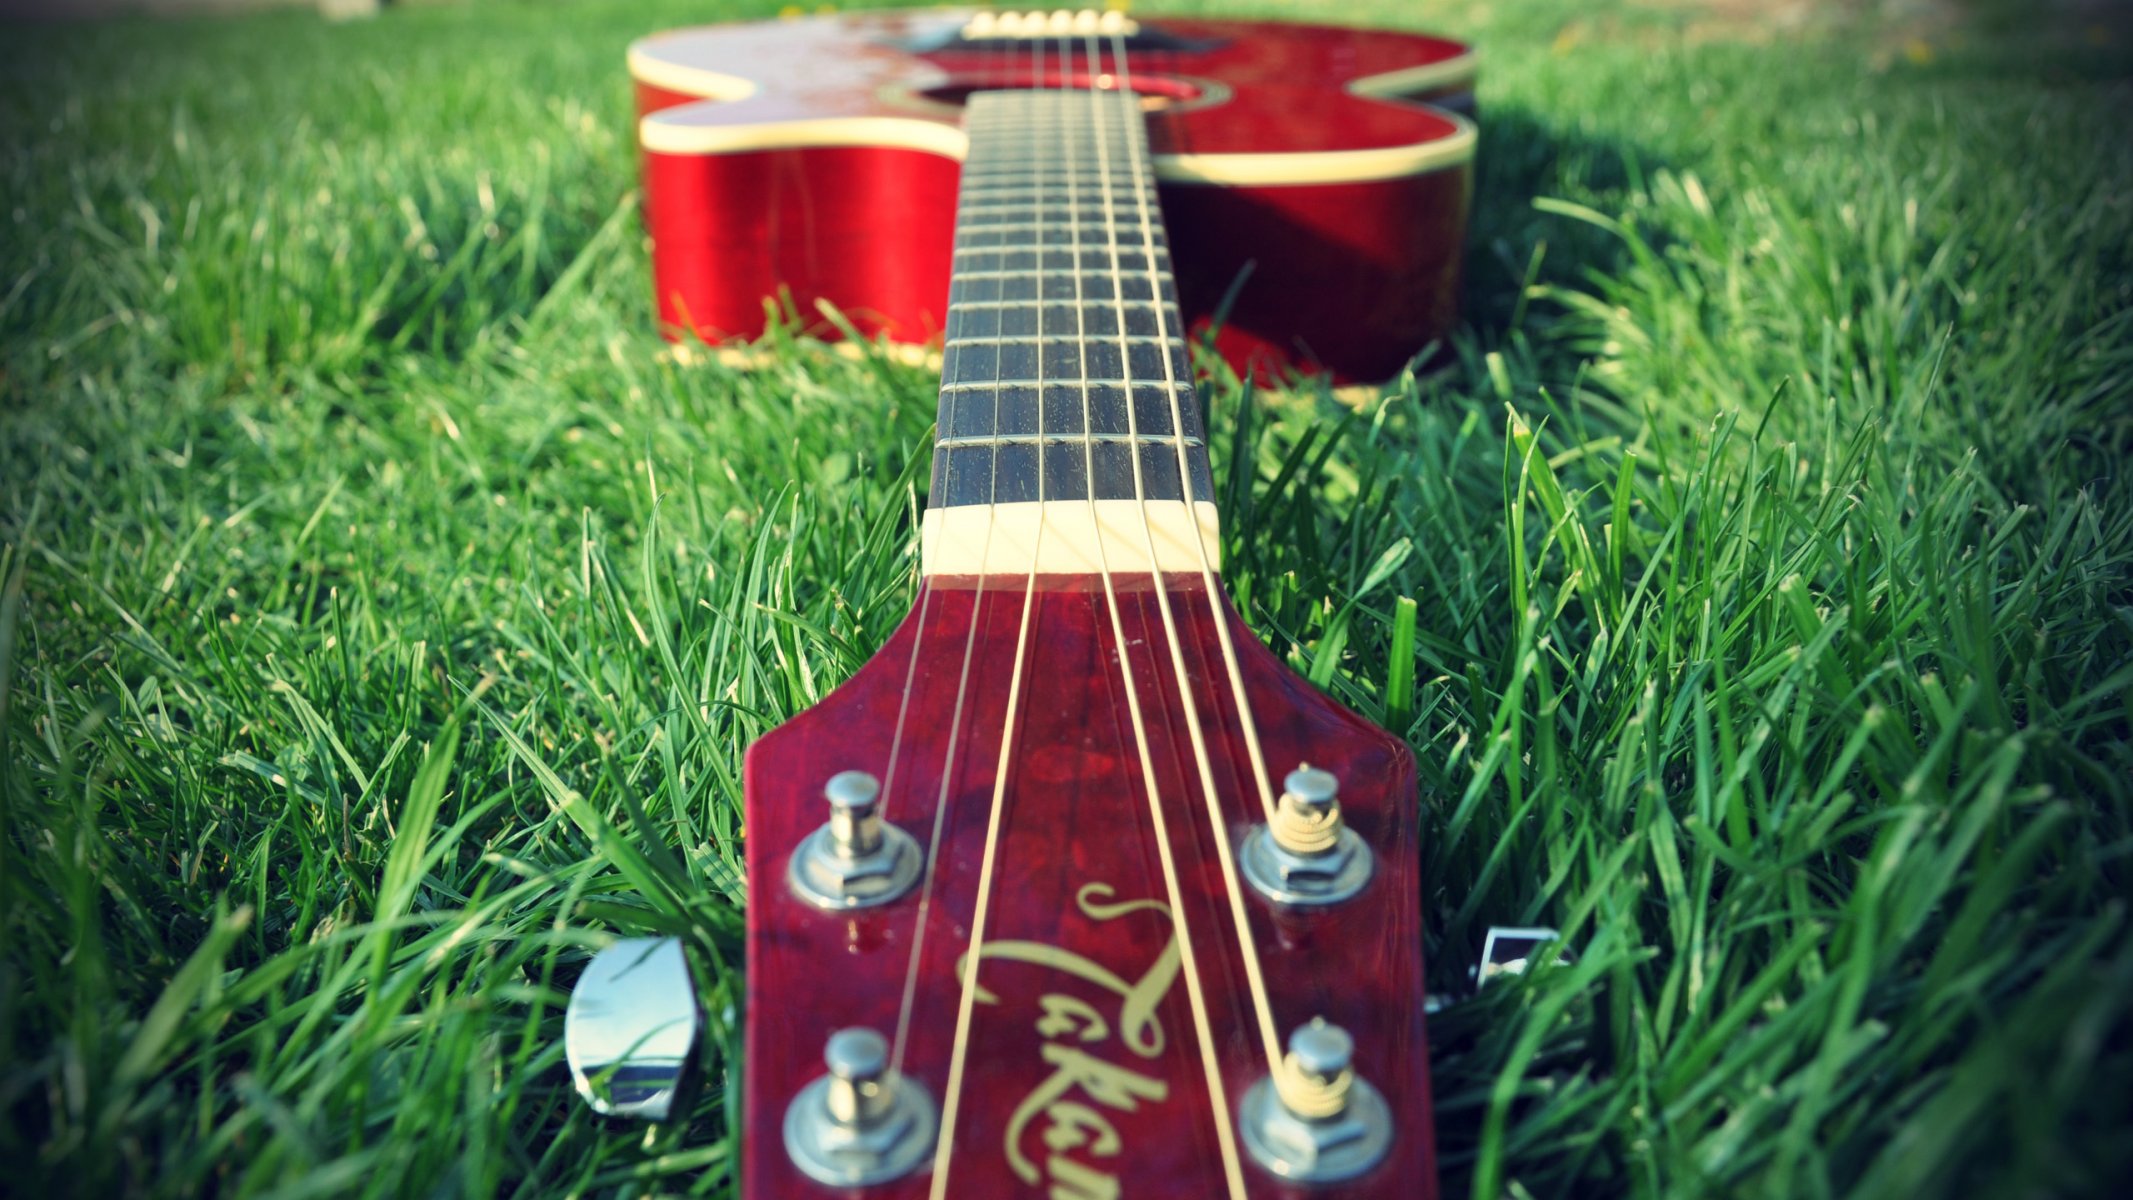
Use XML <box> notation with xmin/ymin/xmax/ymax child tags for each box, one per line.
<box><xmin>1241</xmin><ymin>1018</ymin><xmax>1392</xmax><ymax>1183</ymax></box>
<box><xmin>784</xmin><ymin>1027</ymin><xmax>937</xmax><ymax>1187</ymax></box>
<box><xmin>1477</xmin><ymin>925</ymin><xmax>1568</xmax><ymax>987</ymax></box>
<box><xmin>1241</xmin><ymin>766</ymin><xmax>1373</xmax><ymax>906</ymax></box>
<box><xmin>1424</xmin><ymin>926</ymin><xmax>1573</xmax><ymax>1013</ymax></box>
<box><xmin>564</xmin><ymin>937</ymin><xmax>702</xmax><ymax>1120</ymax></box>
<box><xmin>789</xmin><ymin>770</ymin><xmax>924</xmax><ymax>909</ymax></box>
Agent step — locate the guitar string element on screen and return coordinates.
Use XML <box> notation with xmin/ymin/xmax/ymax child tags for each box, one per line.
<box><xmin>1045</xmin><ymin>40</ymin><xmax>1249</xmax><ymax>1197</ymax></box>
<box><xmin>918</xmin><ymin>30</ymin><xmax>1268</xmax><ymax>1196</ymax></box>
<box><xmin>920</xmin><ymin>32</ymin><xmax>1059</xmax><ymax>1192</ymax></box>
<box><xmin>927</xmin><ymin>33</ymin><xmax>1275</xmax><ymax>1192</ymax></box>
<box><xmin>1105</xmin><ymin>24</ymin><xmax>1290</xmax><ymax>1078</ymax></box>
<box><xmin>925</xmin><ymin>32</ymin><xmax>1245</xmax><ymax>1193</ymax></box>
<box><xmin>879</xmin><ymin>26</ymin><xmax>1029</xmax><ymax>1085</ymax></box>
<box><xmin>1066</xmin><ymin>54</ymin><xmax>1245</xmax><ymax>1193</ymax></box>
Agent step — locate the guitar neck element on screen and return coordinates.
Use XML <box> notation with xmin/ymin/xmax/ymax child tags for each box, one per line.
<box><xmin>920</xmin><ymin>88</ymin><xmax>1221</xmax><ymax>580</ymax></box>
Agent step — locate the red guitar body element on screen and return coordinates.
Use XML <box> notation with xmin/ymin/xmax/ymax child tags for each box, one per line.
<box><xmin>630</xmin><ymin>9</ymin><xmax>1475</xmax><ymax>382</ymax></box>
<box><xmin>744</xmin><ymin>579</ymin><xmax>1433</xmax><ymax>1198</ymax></box>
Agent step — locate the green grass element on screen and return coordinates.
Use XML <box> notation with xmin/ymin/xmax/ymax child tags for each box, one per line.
<box><xmin>3</xmin><ymin>0</ymin><xmax>2130</xmax><ymax>1195</ymax></box>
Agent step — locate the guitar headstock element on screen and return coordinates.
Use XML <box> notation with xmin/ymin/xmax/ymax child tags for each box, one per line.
<box><xmin>740</xmin><ymin>575</ymin><xmax>1433</xmax><ymax>1198</ymax></box>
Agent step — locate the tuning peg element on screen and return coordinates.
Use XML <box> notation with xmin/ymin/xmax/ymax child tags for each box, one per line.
<box><xmin>783</xmin><ymin>1027</ymin><xmax>938</xmax><ymax>1186</ymax></box>
<box><xmin>788</xmin><ymin>770</ymin><xmax>924</xmax><ymax>910</ymax></box>
<box><xmin>1240</xmin><ymin>764</ymin><xmax>1374</xmax><ymax>906</ymax></box>
<box><xmin>1240</xmin><ymin>1017</ymin><xmax>1393</xmax><ymax>1182</ymax></box>
<box><xmin>564</xmin><ymin>937</ymin><xmax>702</xmax><ymax>1121</ymax></box>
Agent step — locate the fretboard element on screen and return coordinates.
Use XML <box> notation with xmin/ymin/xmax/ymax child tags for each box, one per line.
<box><xmin>927</xmin><ymin>90</ymin><xmax>1215</xmax><ymax>520</ymax></box>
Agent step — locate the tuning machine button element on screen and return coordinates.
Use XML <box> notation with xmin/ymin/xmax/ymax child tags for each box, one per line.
<box><xmin>784</xmin><ymin>1027</ymin><xmax>938</xmax><ymax>1187</ymax></box>
<box><xmin>563</xmin><ymin>937</ymin><xmax>703</xmax><ymax>1121</ymax></box>
<box><xmin>1240</xmin><ymin>765</ymin><xmax>1373</xmax><ymax>906</ymax></box>
<box><xmin>1240</xmin><ymin>1018</ymin><xmax>1393</xmax><ymax>1183</ymax></box>
<box><xmin>788</xmin><ymin>770</ymin><xmax>924</xmax><ymax>910</ymax></box>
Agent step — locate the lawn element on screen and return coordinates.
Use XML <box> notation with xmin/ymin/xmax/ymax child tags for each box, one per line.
<box><xmin>2</xmin><ymin>0</ymin><xmax>2130</xmax><ymax>1195</ymax></box>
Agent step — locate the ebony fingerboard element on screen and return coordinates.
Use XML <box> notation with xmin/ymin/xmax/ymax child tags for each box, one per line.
<box><xmin>929</xmin><ymin>89</ymin><xmax>1216</xmax><ymax>510</ymax></box>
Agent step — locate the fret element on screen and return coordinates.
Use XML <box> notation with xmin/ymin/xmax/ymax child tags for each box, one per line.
<box><xmin>948</xmin><ymin>274</ymin><xmax>1176</xmax><ymax>306</ymax></box>
<box><xmin>931</xmin><ymin>440</ymin><xmax>1210</xmax><ymax>508</ymax></box>
<box><xmin>955</xmin><ymin>184</ymin><xmax>1151</xmax><ymax>200</ymax></box>
<box><xmin>944</xmin><ymin>298</ymin><xmax>1171</xmax><ymax>312</ymax></box>
<box><xmin>947</xmin><ymin>212</ymin><xmax>1160</xmax><ymax>233</ymax></box>
<box><xmin>954</xmin><ymin>267</ymin><xmax>1166</xmax><ymax>282</ymax></box>
<box><xmin>938</xmin><ymin>382</ymin><xmax>1194</xmax><ymax>439</ymax></box>
<box><xmin>939</xmin><ymin>378</ymin><xmax>1191</xmax><ymax>395</ymax></box>
<box><xmin>951</xmin><ymin>203</ymin><xmax>1151</xmax><ymax>219</ymax></box>
<box><xmin>959</xmin><ymin>222</ymin><xmax>1177</xmax><ymax>244</ymax></box>
<box><xmin>960</xmin><ymin>172</ymin><xmax>1144</xmax><ymax>184</ymax></box>
<box><xmin>944</xmin><ymin>334</ymin><xmax>1175</xmax><ymax>348</ymax></box>
<box><xmin>946</xmin><ymin>300</ymin><xmax>1176</xmax><ymax>341</ymax></box>
<box><xmin>929</xmin><ymin>89</ymin><xmax>1212</xmax><ymax>513</ymax></box>
<box><xmin>944</xmin><ymin>337</ymin><xmax>1191</xmax><ymax>388</ymax></box>
<box><xmin>937</xmin><ymin>432</ymin><xmax>1206</xmax><ymax>450</ymax></box>
<box><xmin>952</xmin><ymin>247</ymin><xmax>1170</xmax><ymax>269</ymax></box>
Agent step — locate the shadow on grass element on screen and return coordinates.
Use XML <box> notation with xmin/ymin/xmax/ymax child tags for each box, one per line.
<box><xmin>1461</xmin><ymin>101</ymin><xmax>1665</xmax><ymax>350</ymax></box>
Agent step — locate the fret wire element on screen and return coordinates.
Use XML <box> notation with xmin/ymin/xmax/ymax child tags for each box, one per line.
<box><xmin>955</xmin><ymin>268</ymin><xmax>1171</xmax><ymax>280</ymax></box>
<box><xmin>927</xmin><ymin>88</ymin><xmax>1212</xmax><ymax>510</ymax></box>
<box><xmin>951</xmin><ymin>223</ymin><xmax>1170</xmax><ymax>241</ymax></box>
<box><xmin>947</xmin><ymin>298</ymin><xmax>1177</xmax><ymax>313</ymax></box>
<box><xmin>944</xmin><ymin>334</ymin><xmax>1177</xmax><ymax>347</ymax></box>
<box><xmin>939</xmin><ymin>378</ymin><xmax>1191</xmax><ymax>393</ymax></box>
<box><xmin>958</xmin><ymin>187</ymin><xmax>1150</xmax><ymax>196</ymax></box>
<box><xmin>936</xmin><ymin>432</ymin><xmax>1206</xmax><ymax>449</ymax></box>
<box><xmin>952</xmin><ymin>246</ymin><xmax>1171</xmax><ymax>260</ymax></box>
<box><xmin>953</xmin><ymin>206</ymin><xmax>1151</xmax><ymax>217</ymax></box>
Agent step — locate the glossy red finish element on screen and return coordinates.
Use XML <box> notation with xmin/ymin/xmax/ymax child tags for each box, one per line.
<box><xmin>744</xmin><ymin>576</ymin><xmax>1435</xmax><ymax>1198</ymax></box>
<box><xmin>1164</xmin><ymin>170</ymin><xmax>1470</xmax><ymax>382</ymax></box>
<box><xmin>632</xmin><ymin>9</ymin><xmax>1474</xmax><ymax>382</ymax></box>
<box><xmin>643</xmin><ymin>144</ymin><xmax>960</xmax><ymax>343</ymax></box>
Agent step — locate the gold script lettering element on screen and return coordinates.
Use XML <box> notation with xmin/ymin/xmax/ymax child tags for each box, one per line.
<box><xmin>954</xmin><ymin>881</ymin><xmax>1182</xmax><ymax>1194</ymax></box>
<box><xmin>1005</xmin><ymin>1044</ymin><xmax>1166</xmax><ymax>1182</ymax></box>
<box><xmin>1037</xmin><ymin>994</ymin><xmax>1109</xmax><ymax>1043</ymax></box>
<box><xmin>1047</xmin><ymin>1155</ymin><xmax>1125</xmax><ymax>1200</ymax></box>
<box><xmin>959</xmin><ymin>883</ymin><xmax>1180</xmax><ymax>1057</ymax></box>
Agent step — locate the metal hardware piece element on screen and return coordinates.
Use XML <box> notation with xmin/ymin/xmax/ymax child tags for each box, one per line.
<box><xmin>784</xmin><ymin>1027</ymin><xmax>938</xmax><ymax>1187</ymax></box>
<box><xmin>564</xmin><ymin>937</ymin><xmax>702</xmax><ymax>1120</ymax></box>
<box><xmin>1426</xmin><ymin>926</ymin><xmax>1574</xmax><ymax>1013</ymax></box>
<box><xmin>1477</xmin><ymin>925</ymin><xmax>1569</xmax><ymax>987</ymax></box>
<box><xmin>1241</xmin><ymin>1018</ymin><xmax>1393</xmax><ymax>1183</ymax></box>
<box><xmin>1241</xmin><ymin>765</ymin><xmax>1373</xmax><ymax>906</ymax></box>
<box><xmin>788</xmin><ymin>770</ymin><xmax>923</xmax><ymax>910</ymax></box>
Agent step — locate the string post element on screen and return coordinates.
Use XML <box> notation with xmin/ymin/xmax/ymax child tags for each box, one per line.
<box><xmin>785</xmin><ymin>1027</ymin><xmax>937</xmax><ymax>1186</ymax></box>
<box><xmin>823</xmin><ymin>1028</ymin><xmax>896</xmax><ymax>1125</ymax></box>
<box><xmin>1241</xmin><ymin>1018</ymin><xmax>1393</xmax><ymax>1182</ymax></box>
<box><xmin>825</xmin><ymin>769</ymin><xmax>884</xmax><ymax>858</ymax></box>
<box><xmin>789</xmin><ymin>770</ymin><xmax>924</xmax><ymax>909</ymax></box>
<box><xmin>1272</xmin><ymin>763</ymin><xmax>1344</xmax><ymax>854</ymax></box>
<box><xmin>1239</xmin><ymin>764</ymin><xmax>1374</xmax><ymax>907</ymax></box>
<box><xmin>1274</xmin><ymin>1018</ymin><xmax>1356</xmax><ymax>1118</ymax></box>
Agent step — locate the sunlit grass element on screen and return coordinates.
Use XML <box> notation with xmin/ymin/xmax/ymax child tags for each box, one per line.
<box><xmin>2</xmin><ymin>0</ymin><xmax>2128</xmax><ymax>1196</ymax></box>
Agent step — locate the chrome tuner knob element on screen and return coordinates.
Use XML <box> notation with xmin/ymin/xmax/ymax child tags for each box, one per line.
<box><xmin>1241</xmin><ymin>764</ymin><xmax>1374</xmax><ymax>906</ymax></box>
<box><xmin>783</xmin><ymin>1027</ymin><xmax>937</xmax><ymax>1187</ymax></box>
<box><xmin>563</xmin><ymin>937</ymin><xmax>702</xmax><ymax>1120</ymax></box>
<box><xmin>1241</xmin><ymin>1017</ymin><xmax>1393</xmax><ymax>1183</ymax></box>
<box><xmin>788</xmin><ymin>770</ymin><xmax>924</xmax><ymax>910</ymax></box>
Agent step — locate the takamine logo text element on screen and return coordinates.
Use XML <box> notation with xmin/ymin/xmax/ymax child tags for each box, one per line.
<box><xmin>956</xmin><ymin>882</ymin><xmax>1183</xmax><ymax>1199</ymax></box>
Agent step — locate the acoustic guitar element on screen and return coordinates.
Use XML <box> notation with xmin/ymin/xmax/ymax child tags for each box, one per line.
<box><xmin>628</xmin><ymin>6</ymin><xmax>1475</xmax><ymax>382</ymax></box>
<box><xmin>565</xmin><ymin>9</ymin><xmax>1473</xmax><ymax>1198</ymax></box>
